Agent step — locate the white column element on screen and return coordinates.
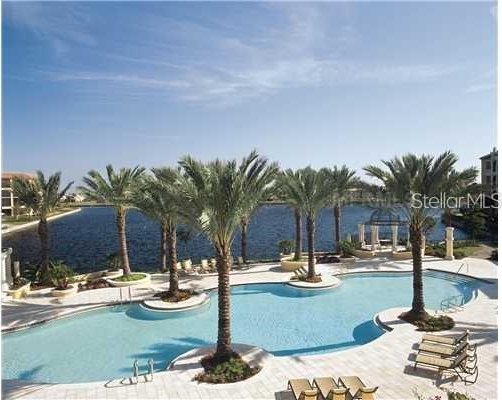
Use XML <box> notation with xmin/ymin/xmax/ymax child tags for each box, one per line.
<box><xmin>13</xmin><ymin>261</ymin><xmax>20</xmax><ymax>279</ymax></box>
<box><xmin>346</xmin><ymin>233</ymin><xmax>352</xmax><ymax>243</ymax></box>
<box><xmin>370</xmin><ymin>225</ymin><xmax>377</xmax><ymax>251</ymax></box>
<box><xmin>391</xmin><ymin>224</ymin><xmax>398</xmax><ymax>252</ymax></box>
<box><xmin>1</xmin><ymin>248</ymin><xmax>13</xmax><ymax>291</ymax></box>
<box><xmin>358</xmin><ymin>224</ymin><xmax>365</xmax><ymax>245</ymax></box>
<box><xmin>445</xmin><ymin>227</ymin><xmax>455</xmax><ymax>260</ymax></box>
<box><xmin>406</xmin><ymin>229</ymin><xmax>411</xmax><ymax>249</ymax></box>
<box><xmin>420</xmin><ymin>235</ymin><xmax>426</xmax><ymax>257</ymax></box>
<box><xmin>375</xmin><ymin>226</ymin><xmax>380</xmax><ymax>243</ymax></box>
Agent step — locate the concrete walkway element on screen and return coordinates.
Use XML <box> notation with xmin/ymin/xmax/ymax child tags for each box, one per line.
<box><xmin>1</xmin><ymin>256</ymin><xmax>498</xmax><ymax>400</ymax></box>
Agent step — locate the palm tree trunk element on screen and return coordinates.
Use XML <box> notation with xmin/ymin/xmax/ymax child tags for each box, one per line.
<box><xmin>116</xmin><ymin>208</ymin><xmax>131</xmax><ymax>275</ymax></box>
<box><xmin>401</xmin><ymin>224</ymin><xmax>429</xmax><ymax>322</ymax></box>
<box><xmin>160</xmin><ymin>222</ymin><xmax>167</xmax><ymax>273</ymax></box>
<box><xmin>334</xmin><ymin>203</ymin><xmax>341</xmax><ymax>254</ymax></box>
<box><xmin>214</xmin><ymin>244</ymin><xmax>233</xmax><ymax>362</ymax></box>
<box><xmin>306</xmin><ymin>215</ymin><xmax>316</xmax><ymax>279</ymax></box>
<box><xmin>294</xmin><ymin>208</ymin><xmax>302</xmax><ymax>261</ymax></box>
<box><xmin>167</xmin><ymin>222</ymin><xmax>178</xmax><ymax>295</ymax></box>
<box><xmin>240</xmin><ymin>219</ymin><xmax>248</xmax><ymax>263</ymax></box>
<box><xmin>38</xmin><ymin>218</ymin><xmax>50</xmax><ymax>283</ymax></box>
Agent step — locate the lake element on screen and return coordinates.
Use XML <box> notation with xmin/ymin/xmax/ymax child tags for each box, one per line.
<box><xmin>2</xmin><ymin>205</ymin><xmax>466</xmax><ymax>273</ymax></box>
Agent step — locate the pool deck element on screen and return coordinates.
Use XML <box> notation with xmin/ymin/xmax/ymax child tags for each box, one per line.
<box><xmin>2</xmin><ymin>256</ymin><xmax>498</xmax><ymax>400</ymax></box>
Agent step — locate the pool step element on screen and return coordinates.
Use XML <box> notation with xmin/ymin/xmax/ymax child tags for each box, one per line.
<box><xmin>424</xmin><ymin>270</ymin><xmax>473</xmax><ymax>285</ymax></box>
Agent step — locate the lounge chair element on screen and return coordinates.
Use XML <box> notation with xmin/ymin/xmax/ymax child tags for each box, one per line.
<box><xmin>422</xmin><ymin>331</ymin><xmax>469</xmax><ymax>346</ymax></box>
<box><xmin>313</xmin><ymin>377</ymin><xmax>350</xmax><ymax>400</ymax></box>
<box><xmin>338</xmin><ymin>376</ymin><xmax>378</xmax><ymax>400</ymax></box>
<box><xmin>418</xmin><ymin>340</ymin><xmax>476</xmax><ymax>359</ymax></box>
<box><xmin>414</xmin><ymin>349</ymin><xmax>478</xmax><ymax>384</ymax></box>
<box><xmin>287</xmin><ymin>379</ymin><xmax>319</xmax><ymax>400</ymax></box>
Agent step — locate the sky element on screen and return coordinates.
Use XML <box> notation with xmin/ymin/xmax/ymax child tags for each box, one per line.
<box><xmin>2</xmin><ymin>1</ymin><xmax>497</xmax><ymax>187</ymax></box>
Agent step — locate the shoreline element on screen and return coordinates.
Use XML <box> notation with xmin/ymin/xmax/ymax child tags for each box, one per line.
<box><xmin>1</xmin><ymin>208</ymin><xmax>82</xmax><ymax>236</ymax></box>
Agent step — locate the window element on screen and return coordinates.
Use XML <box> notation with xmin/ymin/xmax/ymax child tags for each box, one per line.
<box><xmin>493</xmin><ymin>160</ymin><xmax>497</xmax><ymax>172</ymax></box>
<box><xmin>485</xmin><ymin>160</ymin><xmax>491</xmax><ymax>170</ymax></box>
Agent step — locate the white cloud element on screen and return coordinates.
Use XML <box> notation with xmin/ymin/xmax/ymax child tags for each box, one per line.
<box><xmin>10</xmin><ymin>2</ymin><xmax>464</xmax><ymax>107</ymax></box>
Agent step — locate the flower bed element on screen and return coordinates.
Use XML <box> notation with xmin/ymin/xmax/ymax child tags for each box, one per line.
<box><xmin>194</xmin><ymin>352</ymin><xmax>261</xmax><ymax>384</ymax></box>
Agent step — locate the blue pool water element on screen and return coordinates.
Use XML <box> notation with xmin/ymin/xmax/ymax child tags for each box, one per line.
<box><xmin>2</xmin><ymin>271</ymin><xmax>478</xmax><ymax>384</ymax></box>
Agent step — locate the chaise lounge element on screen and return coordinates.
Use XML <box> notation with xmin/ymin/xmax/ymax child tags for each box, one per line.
<box><xmin>422</xmin><ymin>331</ymin><xmax>469</xmax><ymax>346</ymax></box>
<box><xmin>338</xmin><ymin>376</ymin><xmax>378</xmax><ymax>400</ymax></box>
<box><xmin>313</xmin><ymin>377</ymin><xmax>351</xmax><ymax>400</ymax></box>
<box><xmin>287</xmin><ymin>379</ymin><xmax>320</xmax><ymax>400</ymax></box>
<box><xmin>414</xmin><ymin>348</ymin><xmax>478</xmax><ymax>384</ymax></box>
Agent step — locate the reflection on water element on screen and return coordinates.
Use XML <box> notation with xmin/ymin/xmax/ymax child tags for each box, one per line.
<box><xmin>2</xmin><ymin>205</ymin><xmax>466</xmax><ymax>273</ymax></box>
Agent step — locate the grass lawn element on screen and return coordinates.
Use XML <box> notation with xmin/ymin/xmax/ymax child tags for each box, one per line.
<box><xmin>112</xmin><ymin>273</ymin><xmax>146</xmax><ymax>282</ymax></box>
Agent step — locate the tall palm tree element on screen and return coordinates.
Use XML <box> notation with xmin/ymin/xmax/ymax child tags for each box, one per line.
<box><xmin>178</xmin><ymin>151</ymin><xmax>273</xmax><ymax>363</ymax></box>
<box><xmin>134</xmin><ymin>168</ymin><xmax>183</xmax><ymax>294</ymax></box>
<box><xmin>323</xmin><ymin>165</ymin><xmax>359</xmax><ymax>254</ymax></box>
<box><xmin>364</xmin><ymin>151</ymin><xmax>475</xmax><ymax>322</ymax></box>
<box><xmin>12</xmin><ymin>171</ymin><xmax>73</xmax><ymax>282</ymax></box>
<box><xmin>279</xmin><ymin>168</ymin><xmax>332</xmax><ymax>279</ymax></box>
<box><xmin>79</xmin><ymin>165</ymin><xmax>145</xmax><ymax>275</ymax></box>
<box><xmin>239</xmin><ymin>162</ymin><xmax>278</xmax><ymax>263</ymax></box>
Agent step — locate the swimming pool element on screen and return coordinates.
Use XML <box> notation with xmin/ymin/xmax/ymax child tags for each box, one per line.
<box><xmin>2</xmin><ymin>271</ymin><xmax>479</xmax><ymax>384</ymax></box>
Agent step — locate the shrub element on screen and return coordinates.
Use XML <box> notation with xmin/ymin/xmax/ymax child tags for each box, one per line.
<box><xmin>278</xmin><ymin>239</ymin><xmax>295</xmax><ymax>255</ymax></box>
<box><xmin>104</xmin><ymin>252</ymin><xmax>121</xmax><ymax>271</ymax></box>
<box><xmin>194</xmin><ymin>352</ymin><xmax>260</xmax><ymax>384</ymax></box>
<box><xmin>10</xmin><ymin>276</ymin><xmax>30</xmax><ymax>290</ymax></box>
<box><xmin>49</xmin><ymin>261</ymin><xmax>75</xmax><ymax>290</ymax></box>
<box><xmin>339</xmin><ymin>240</ymin><xmax>355</xmax><ymax>257</ymax></box>
<box><xmin>414</xmin><ymin>315</ymin><xmax>455</xmax><ymax>331</ymax></box>
<box><xmin>453</xmin><ymin>250</ymin><xmax>466</xmax><ymax>259</ymax></box>
<box><xmin>490</xmin><ymin>249</ymin><xmax>498</xmax><ymax>261</ymax></box>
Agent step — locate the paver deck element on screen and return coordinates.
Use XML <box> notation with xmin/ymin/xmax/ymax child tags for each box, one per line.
<box><xmin>2</xmin><ymin>256</ymin><xmax>498</xmax><ymax>400</ymax></box>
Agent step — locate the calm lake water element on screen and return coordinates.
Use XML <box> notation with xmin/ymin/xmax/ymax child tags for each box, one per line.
<box><xmin>2</xmin><ymin>205</ymin><xmax>466</xmax><ymax>273</ymax></box>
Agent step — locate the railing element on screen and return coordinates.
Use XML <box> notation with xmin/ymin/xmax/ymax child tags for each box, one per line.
<box><xmin>456</xmin><ymin>262</ymin><xmax>469</xmax><ymax>275</ymax></box>
<box><xmin>440</xmin><ymin>294</ymin><xmax>465</xmax><ymax>312</ymax></box>
<box><xmin>118</xmin><ymin>287</ymin><xmax>133</xmax><ymax>304</ymax></box>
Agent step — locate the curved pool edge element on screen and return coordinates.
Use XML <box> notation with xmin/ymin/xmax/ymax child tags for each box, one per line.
<box><xmin>2</xmin><ymin>269</ymin><xmax>484</xmax><ymax>334</ymax></box>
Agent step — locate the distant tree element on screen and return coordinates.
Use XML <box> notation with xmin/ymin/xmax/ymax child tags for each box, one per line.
<box><xmin>323</xmin><ymin>166</ymin><xmax>359</xmax><ymax>254</ymax></box>
<box><xmin>134</xmin><ymin>168</ymin><xmax>183</xmax><ymax>294</ymax></box>
<box><xmin>12</xmin><ymin>171</ymin><xmax>73</xmax><ymax>282</ymax></box>
<box><xmin>278</xmin><ymin>168</ymin><xmax>332</xmax><ymax>279</ymax></box>
<box><xmin>79</xmin><ymin>165</ymin><xmax>145</xmax><ymax>275</ymax></box>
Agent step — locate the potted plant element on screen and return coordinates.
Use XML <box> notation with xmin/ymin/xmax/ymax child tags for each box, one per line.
<box><xmin>278</xmin><ymin>239</ymin><xmax>294</xmax><ymax>257</ymax></box>
<box><xmin>7</xmin><ymin>277</ymin><xmax>31</xmax><ymax>299</ymax></box>
<box><xmin>49</xmin><ymin>261</ymin><xmax>77</xmax><ymax>297</ymax></box>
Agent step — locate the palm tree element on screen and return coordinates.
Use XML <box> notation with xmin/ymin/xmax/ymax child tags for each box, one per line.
<box><xmin>364</xmin><ymin>151</ymin><xmax>475</xmax><ymax>322</ymax></box>
<box><xmin>442</xmin><ymin>167</ymin><xmax>478</xmax><ymax>227</ymax></box>
<box><xmin>12</xmin><ymin>171</ymin><xmax>73</xmax><ymax>282</ymax></box>
<box><xmin>279</xmin><ymin>168</ymin><xmax>332</xmax><ymax>279</ymax></box>
<box><xmin>178</xmin><ymin>151</ymin><xmax>274</xmax><ymax>363</ymax></box>
<box><xmin>239</xmin><ymin>162</ymin><xmax>278</xmax><ymax>263</ymax></box>
<box><xmin>134</xmin><ymin>168</ymin><xmax>182</xmax><ymax>294</ymax></box>
<box><xmin>79</xmin><ymin>165</ymin><xmax>145</xmax><ymax>275</ymax></box>
<box><xmin>323</xmin><ymin>166</ymin><xmax>359</xmax><ymax>254</ymax></box>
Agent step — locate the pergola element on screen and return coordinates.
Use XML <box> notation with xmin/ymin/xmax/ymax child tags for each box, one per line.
<box><xmin>358</xmin><ymin>207</ymin><xmax>409</xmax><ymax>252</ymax></box>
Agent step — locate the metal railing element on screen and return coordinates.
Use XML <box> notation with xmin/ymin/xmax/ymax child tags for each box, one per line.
<box><xmin>455</xmin><ymin>262</ymin><xmax>469</xmax><ymax>275</ymax></box>
<box><xmin>440</xmin><ymin>294</ymin><xmax>465</xmax><ymax>312</ymax></box>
